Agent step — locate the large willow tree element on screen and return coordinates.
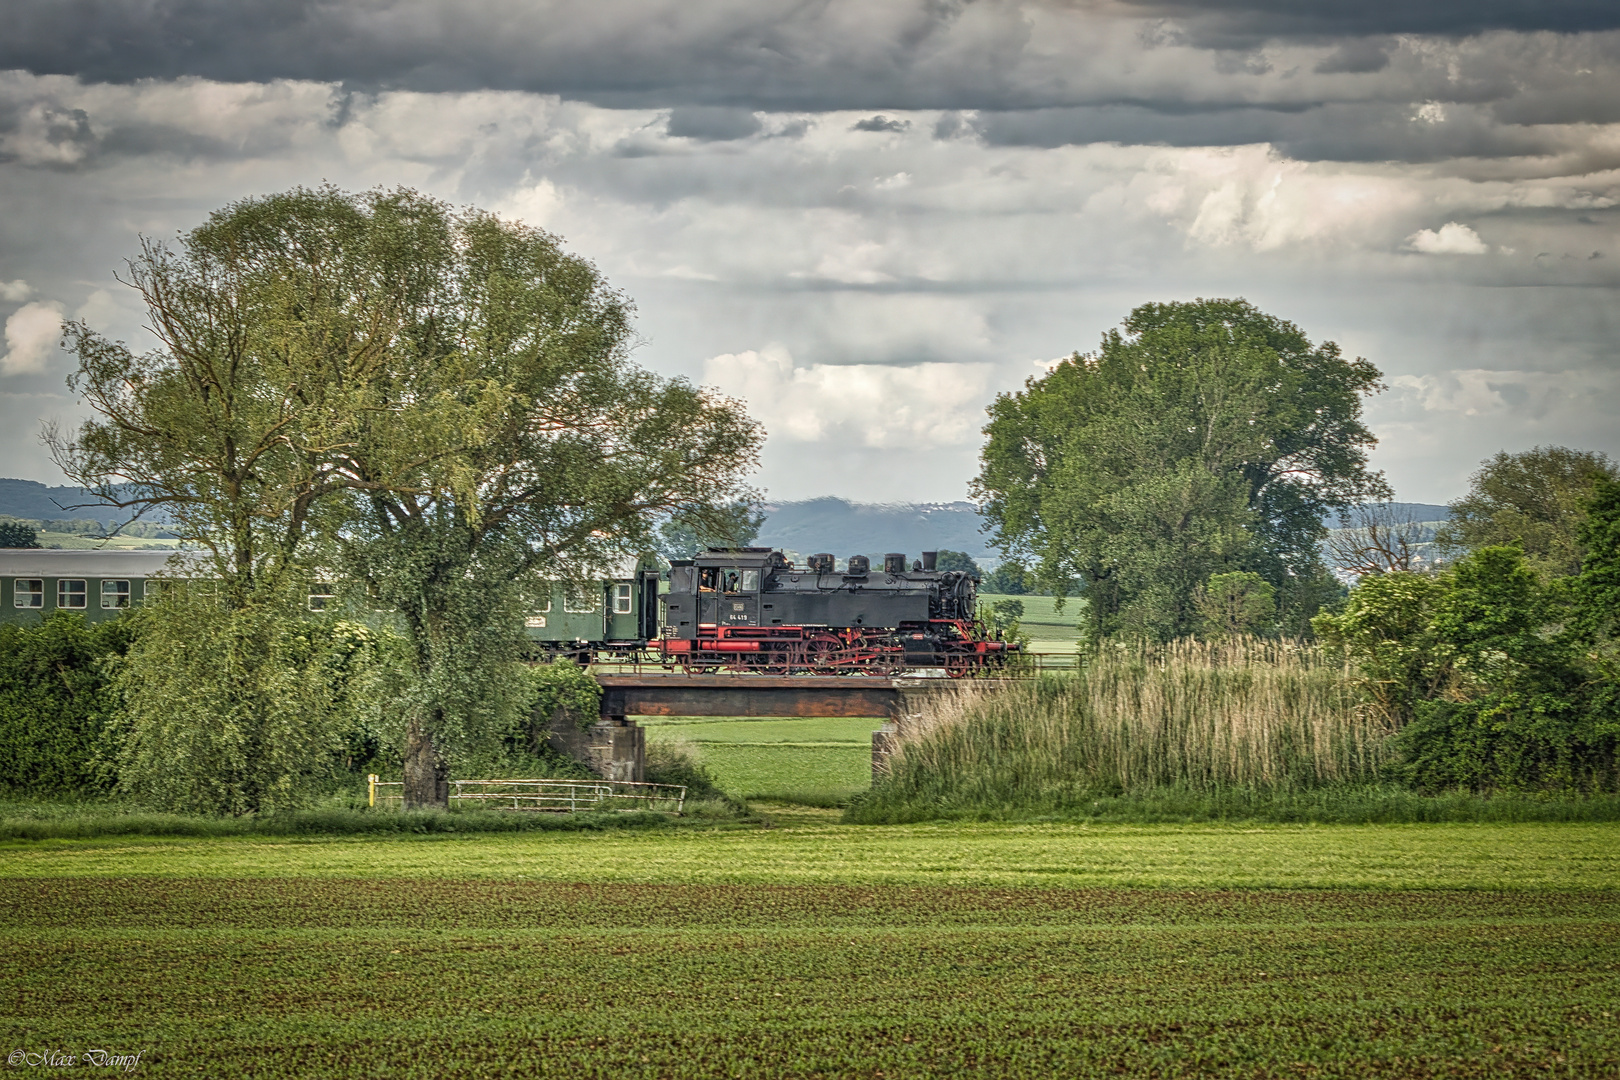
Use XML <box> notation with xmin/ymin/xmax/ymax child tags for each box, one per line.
<box><xmin>974</xmin><ymin>299</ymin><xmax>1386</xmax><ymax>641</ymax></box>
<box><xmin>322</xmin><ymin>198</ymin><xmax>762</xmax><ymax>809</ymax></box>
<box><xmin>55</xmin><ymin>186</ymin><xmax>761</xmax><ymax>812</ymax></box>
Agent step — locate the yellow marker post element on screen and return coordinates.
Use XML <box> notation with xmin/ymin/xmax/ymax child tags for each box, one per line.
<box><xmin>368</xmin><ymin>774</ymin><xmax>378</xmax><ymax>808</ymax></box>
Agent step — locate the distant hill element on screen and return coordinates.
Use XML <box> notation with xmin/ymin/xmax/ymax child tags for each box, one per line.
<box><xmin>0</xmin><ymin>478</ymin><xmax>175</xmax><ymax>526</ymax></box>
<box><xmin>756</xmin><ymin>498</ymin><xmax>1459</xmax><ymax>568</ymax></box>
<box><xmin>1325</xmin><ymin>502</ymin><xmax>1452</xmax><ymax>525</ymax></box>
<box><xmin>756</xmin><ymin>498</ymin><xmax>995</xmax><ymax>563</ymax></box>
<box><xmin>0</xmin><ymin>478</ymin><xmax>1457</xmax><ymax>560</ymax></box>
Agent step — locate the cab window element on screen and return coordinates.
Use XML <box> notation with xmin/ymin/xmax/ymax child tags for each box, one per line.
<box><xmin>698</xmin><ymin>568</ymin><xmax>718</xmax><ymax>592</ymax></box>
<box><xmin>740</xmin><ymin>569</ymin><xmax>760</xmax><ymax>591</ymax></box>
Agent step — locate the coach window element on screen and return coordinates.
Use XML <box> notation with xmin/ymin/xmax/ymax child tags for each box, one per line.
<box><xmin>564</xmin><ymin>583</ymin><xmax>599</xmax><ymax>613</ymax></box>
<box><xmin>58</xmin><ymin>579</ymin><xmax>88</xmax><ymax>609</ymax></box>
<box><xmin>102</xmin><ymin>579</ymin><xmax>131</xmax><ymax>609</ymax></box>
<box><xmin>613</xmin><ymin>583</ymin><xmax>633</xmax><ymax>614</ymax></box>
<box><xmin>308</xmin><ymin>582</ymin><xmax>335</xmax><ymax>611</ymax></box>
<box><xmin>14</xmin><ymin>579</ymin><xmax>43</xmax><ymax>608</ymax></box>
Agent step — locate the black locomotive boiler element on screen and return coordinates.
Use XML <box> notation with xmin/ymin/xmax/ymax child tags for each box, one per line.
<box><xmin>654</xmin><ymin>547</ymin><xmax>1017</xmax><ymax>675</ymax></box>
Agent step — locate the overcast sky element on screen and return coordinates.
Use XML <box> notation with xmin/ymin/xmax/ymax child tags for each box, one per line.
<box><xmin>2</xmin><ymin>0</ymin><xmax>1617</xmax><ymax>506</ymax></box>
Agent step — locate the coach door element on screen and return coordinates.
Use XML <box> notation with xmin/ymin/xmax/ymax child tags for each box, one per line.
<box><xmin>721</xmin><ymin>568</ymin><xmax>760</xmax><ymax>627</ymax></box>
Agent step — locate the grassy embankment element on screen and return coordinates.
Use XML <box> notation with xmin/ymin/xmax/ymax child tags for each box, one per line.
<box><xmin>3</xmin><ymin>820</ymin><xmax>1618</xmax><ymax>1077</ymax></box>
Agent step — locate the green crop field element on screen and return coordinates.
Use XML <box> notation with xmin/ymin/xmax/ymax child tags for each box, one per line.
<box><xmin>2</xmin><ymin>820</ymin><xmax>1618</xmax><ymax>1077</ymax></box>
<box><xmin>644</xmin><ymin>716</ymin><xmax>881</xmax><ymax>804</ymax></box>
<box><xmin>979</xmin><ymin>592</ymin><xmax>1084</xmax><ymax>659</ymax></box>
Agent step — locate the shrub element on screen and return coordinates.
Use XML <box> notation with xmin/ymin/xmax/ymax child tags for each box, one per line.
<box><xmin>112</xmin><ymin>586</ymin><xmax>382</xmax><ymax>815</ymax></box>
<box><xmin>645</xmin><ymin>738</ymin><xmax>732</xmax><ymax>805</ymax></box>
<box><xmin>0</xmin><ymin>613</ymin><xmax>135</xmax><ymax>795</ymax></box>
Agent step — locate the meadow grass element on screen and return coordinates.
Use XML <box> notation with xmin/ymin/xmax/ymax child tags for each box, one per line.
<box><xmin>642</xmin><ymin>715</ymin><xmax>880</xmax><ymax>805</ymax></box>
<box><xmin>3</xmin><ymin>821</ymin><xmax>1618</xmax><ymax>1077</ymax></box>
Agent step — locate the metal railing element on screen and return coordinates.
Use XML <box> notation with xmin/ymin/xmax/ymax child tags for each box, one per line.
<box><xmin>367</xmin><ymin>776</ymin><xmax>687</xmax><ymax>814</ymax></box>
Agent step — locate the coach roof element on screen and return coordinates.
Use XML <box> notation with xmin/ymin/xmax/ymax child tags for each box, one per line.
<box><xmin>0</xmin><ymin>549</ymin><xmax>207</xmax><ymax>577</ymax></box>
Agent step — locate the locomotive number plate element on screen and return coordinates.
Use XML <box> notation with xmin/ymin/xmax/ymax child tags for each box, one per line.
<box><xmin>732</xmin><ymin>602</ymin><xmax>745</xmax><ymax>611</ymax></box>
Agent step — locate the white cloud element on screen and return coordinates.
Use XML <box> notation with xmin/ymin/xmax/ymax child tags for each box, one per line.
<box><xmin>0</xmin><ymin>300</ymin><xmax>65</xmax><ymax>375</ymax></box>
<box><xmin>0</xmin><ymin>69</ymin><xmax>1615</xmax><ymax>499</ymax></box>
<box><xmin>703</xmin><ymin>344</ymin><xmax>992</xmax><ymax>450</ymax></box>
<box><xmin>1404</xmin><ymin>222</ymin><xmax>1489</xmax><ymax>255</ymax></box>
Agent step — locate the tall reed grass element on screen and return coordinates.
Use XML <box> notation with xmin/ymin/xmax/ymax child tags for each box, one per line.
<box><xmin>850</xmin><ymin>637</ymin><xmax>1391</xmax><ymax>823</ymax></box>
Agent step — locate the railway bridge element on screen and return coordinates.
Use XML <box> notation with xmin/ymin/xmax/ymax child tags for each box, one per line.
<box><xmin>547</xmin><ymin>673</ymin><xmax>955</xmax><ymax>784</ymax></box>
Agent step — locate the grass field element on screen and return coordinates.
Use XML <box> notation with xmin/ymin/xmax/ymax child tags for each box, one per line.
<box><xmin>643</xmin><ymin>717</ymin><xmax>880</xmax><ymax>805</ymax></box>
<box><xmin>979</xmin><ymin>591</ymin><xmax>1084</xmax><ymax>659</ymax></box>
<box><xmin>3</xmin><ymin>819</ymin><xmax>1618</xmax><ymax>1077</ymax></box>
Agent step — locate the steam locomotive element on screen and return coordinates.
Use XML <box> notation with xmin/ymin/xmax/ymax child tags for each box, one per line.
<box><xmin>653</xmin><ymin>547</ymin><xmax>1016</xmax><ymax>676</ymax></box>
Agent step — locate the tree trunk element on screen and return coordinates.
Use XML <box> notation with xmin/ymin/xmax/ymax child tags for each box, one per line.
<box><xmin>402</xmin><ymin>718</ymin><xmax>449</xmax><ymax>811</ymax></box>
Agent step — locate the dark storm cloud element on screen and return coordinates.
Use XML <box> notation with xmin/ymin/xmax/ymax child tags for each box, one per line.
<box><xmin>852</xmin><ymin>115</ymin><xmax>911</xmax><ymax>132</ymax></box>
<box><xmin>666</xmin><ymin>107</ymin><xmax>762</xmax><ymax>141</ymax></box>
<box><xmin>1313</xmin><ymin>38</ymin><xmax>1394</xmax><ymax>75</ymax></box>
<box><xmin>0</xmin><ymin>0</ymin><xmax>1000</xmax><ymax>106</ymax></box>
<box><xmin>1124</xmin><ymin>0</ymin><xmax>1620</xmax><ymax>46</ymax></box>
<box><xmin>967</xmin><ymin>101</ymin><xmax>1608</xmax><ymax>165</ymax></box>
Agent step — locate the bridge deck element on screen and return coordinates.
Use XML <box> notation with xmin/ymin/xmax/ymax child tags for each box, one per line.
<box><xmin>594</xmin><ymin>673</ymin><xmax>926</xmax><ymax>718</ymax></box>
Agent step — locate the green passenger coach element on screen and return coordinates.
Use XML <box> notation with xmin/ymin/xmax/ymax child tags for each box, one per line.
<box><xmin>0</xmin><ymin>549</ymin><xmax>202</xmax><ymax>626</ymax></box>
<box><xmin>523</xmin><ymin>557</ymin><xmax>661</xmax><ymax>661</ymax></box>
<box><xmin>4</xmin><ymin>549</ymin><xmax>660</xmax><ymax>664</ymax></box>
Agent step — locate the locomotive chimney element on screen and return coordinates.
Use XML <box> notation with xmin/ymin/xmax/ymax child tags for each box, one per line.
<box><xmin>884</xmin><ymin>553</ymin><xmax>906</xmax><ymax>575</ymax></box>
<box><xmin>921</xmin><ymin>551</ymin><xmax>938</xmax><ymax>572</ymax></box>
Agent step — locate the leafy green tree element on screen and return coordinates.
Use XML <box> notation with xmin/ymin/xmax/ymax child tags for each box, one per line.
<box><xmin>1194</xmin><ymin>571</ymin><xmax>1276</xmax><ymax>641</ymax></box>
<box><xmin>1313</xmin><ymin>570</ymin><xmax>1449</xmax><ymax>726</ymax></box>
<box><xmin>315</xmin><ymin>194</ymin><xmax>763</xmax><ymax>809</ymax></box>
<box><xmin>975</xmin><ymin>298</ymin><xmax>1385</xmax><ymax>641</ymax></box>
<box><xmin>980</xmin><ymin>561</ymin><xmax>1030</xmax><ymax>595</ymax></box>
<box><xmin>1393</xmin><ymin>547</ymin><xmax>1604</xmax><ymax>792</ymax></box>
<box><xmin>656</xmin><ymin>502</ymin><xmax>765</xmax><ymax>560</ymax></box>
<box><xmin>1435</xmin><ymin>446</ymin><xmax>1618</xmax><ymax>578</ymax></box>
<box><xmin>49</xmin><ymin>187</ymin><xmax>423</xmax><ymax>812</ymax></box>
<box><xmin>53</xmin><ymin>186</ymin><xmax>762</xmax><ymax>812</ymax></box>
<box><xmin>934</xmin><ymin>550</ymin><xmax>981</xmax><ymax>576</ymax></box>
<box><xmin>0</xmin><ymin>520</ymin><xmax>40</xmax><ymax>548</ymax></box>
<box><xmin>1570</xmin><ymin>476</ymin><xmax>1620</xmax><ymax>733</ymax></box>
<box><xmin>1317</xmin><ymin>546</ymin><xmax>1616</xmax><ymax>792</ymax></box>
